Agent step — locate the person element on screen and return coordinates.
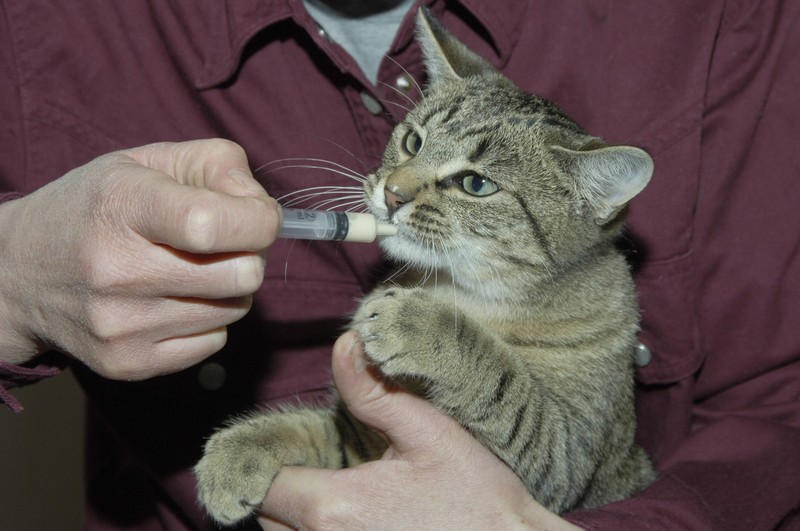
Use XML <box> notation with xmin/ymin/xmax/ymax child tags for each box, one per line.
<box><xmin>1</xmin><ymin>0</ymin><xmax>799</xmax><ymax>529</ymax></box>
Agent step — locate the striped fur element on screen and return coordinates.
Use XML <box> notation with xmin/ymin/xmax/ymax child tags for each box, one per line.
<box><xmin>196</xmin><ymin>9</ymin><xmax>655</xmax><ymax>526</ymax></box>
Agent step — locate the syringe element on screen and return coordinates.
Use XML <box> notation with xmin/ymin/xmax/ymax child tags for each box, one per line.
<box><xmin>278</xmin><ymin>207</ymin><xmax>398</xmax><ymax>243</ymax></box>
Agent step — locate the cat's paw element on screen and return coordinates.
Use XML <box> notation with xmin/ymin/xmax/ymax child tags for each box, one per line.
<box><xmin>353</xmin><ymin>287</ymin><xmax>448</xmax><ymax>378</ymax></box>
<box><xmin>194</xmin><ymin>420</ymin><xmax>283</xmax><ymax>526</ymax></box>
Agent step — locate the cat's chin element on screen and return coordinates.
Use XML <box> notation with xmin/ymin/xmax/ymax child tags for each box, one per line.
<box><xmin>379</xmin><ymin>234</ymin><xmax>441</xmax><ymax>270</ymax></box>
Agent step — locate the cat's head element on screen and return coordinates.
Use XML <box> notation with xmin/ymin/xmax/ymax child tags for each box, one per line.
<box><xmin>365</xmin><ymin>9</ymin><xmax>652</xmax><ymax>289</ymax></box>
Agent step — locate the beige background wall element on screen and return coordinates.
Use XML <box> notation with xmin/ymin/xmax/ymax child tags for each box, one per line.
<box><xmin>0</xmin><ymin>370</ymin><xmax>85</xmax><ymax>530</ymax></box>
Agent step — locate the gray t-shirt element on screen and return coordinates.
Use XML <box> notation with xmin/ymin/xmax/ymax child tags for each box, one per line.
<box><xmin>303</xmin><ymin>0</ymin><xmax>416</xmax><ymax>83</ymax></box>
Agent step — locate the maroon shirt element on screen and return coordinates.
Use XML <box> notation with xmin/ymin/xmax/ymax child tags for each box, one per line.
<box><xmin>2</xmin><ymin>0</ymin><xmax>799</xmax><ymax>529</ymax></box>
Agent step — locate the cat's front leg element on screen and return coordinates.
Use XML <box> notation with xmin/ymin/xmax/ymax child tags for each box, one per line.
<box><xmin>352</xmin><ymin>287</ymin><xmax>487</xmax><ymax>399</ymax></box>
<box><xmin>195</xmin><ymin>407</ymin><xmax>341</xmax><ymax>526</ymax></box>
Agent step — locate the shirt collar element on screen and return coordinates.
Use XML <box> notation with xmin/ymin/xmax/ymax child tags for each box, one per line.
<box><xmin>455</xmin><ymin>0</ymin><xmax>526</xmax><ymax>66</ymax></box>
<box><xmin>192</xmin><ymin>0</ymin><xmax>526</xmax><ymax>89</ymax></box>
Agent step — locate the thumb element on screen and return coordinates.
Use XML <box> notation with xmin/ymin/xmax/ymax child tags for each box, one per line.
<box><xmin>331</xmin><ymin>331</ymin><xmax>459</xmax><ymax>456</ymax></box>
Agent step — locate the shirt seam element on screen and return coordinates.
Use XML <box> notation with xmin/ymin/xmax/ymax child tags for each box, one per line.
<box><xmin>2</xmin><ymin>3</ymin><xmax>30</xmax><ymax>190</ymax></box>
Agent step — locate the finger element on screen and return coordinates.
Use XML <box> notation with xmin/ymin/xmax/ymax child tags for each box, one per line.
<box><xmin>258</xmin><ymin>466</ymin><xmax>339</xmax><ymax>531</ymax></box>
<box><xmin>256</xmin><ymin>514</ymin><xmax>295</xmax><ymax>531</ymax></box>
<box><xmin>150</xmin><ymin>327</ymin><xmax>231</xmax><ymax>375</ymax></box>
<box><xmin>120</xmin><ymin>162</ymin><xmax>280</xmax><ymax>253</ymax></box>
<box><xmin>136</xmin><ymin>246</ymin><xmax>267</xmax><ymax>299</ymax></box>
<box><xmin>87</xmin><ymin>296</ymin><xmax>252</xmax><ymax>380</ymax></box>
<box><xmin>92</xmin><ymin>327</ymin><xmax>229</xmax><ymax>380</ymax></box>
<box><xmin>124</xmin><ymin>295</ymin><xmax>252</xmax><ymax>344</ymax></box>
<box><xmin>331</xmin><ymin>331</ymin><xmax>463</xmax><ymax>456</ymax></box>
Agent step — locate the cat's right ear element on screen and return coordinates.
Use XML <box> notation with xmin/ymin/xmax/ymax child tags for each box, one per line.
<box><xmin>415</xmin><ymin>8</ymin><xmax>497</xmax><ymax>85</ymax></box>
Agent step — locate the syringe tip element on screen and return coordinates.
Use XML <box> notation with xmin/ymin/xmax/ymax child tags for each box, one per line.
<box><xmin>377</xmin><ymin>223</ymin><xmax>399</xmax><ymax>237</ymax></box>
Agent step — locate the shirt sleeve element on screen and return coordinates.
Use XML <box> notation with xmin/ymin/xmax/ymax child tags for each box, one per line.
<box><xmin>0</xmin><ymin>356</ymin><xmax>69</xmax><ymax>413</ymax></box>
<box><xmin>566</xmin><ymin>2</ymin><xmax>800</xmax><ymax>528</ymax></box>
<box><xmin>565</xmin><ymin>377</ymin><xmax>800</xmax><ymax>529</ymax></box>
<box><xmin>0</xmin><ymin>2</ymin><xmax>27</xmax><ymax>195</ymax></box>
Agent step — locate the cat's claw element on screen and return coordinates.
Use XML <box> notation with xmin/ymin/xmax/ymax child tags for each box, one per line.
<box><xmin>352</xmin><ymin>287</ymin><xmax>444</xmax><ymax>378</ymax></box>
<box><xmin>194</xmin><ymin>424</ymin><xmax>282</xmax><ymax>526</ymax></box>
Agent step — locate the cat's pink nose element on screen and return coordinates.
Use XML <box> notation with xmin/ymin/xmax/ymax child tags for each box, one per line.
<box><xmin>385</xmin><ymin>189</ymin><xmax>407</xmax><ymax>213</ymax></box>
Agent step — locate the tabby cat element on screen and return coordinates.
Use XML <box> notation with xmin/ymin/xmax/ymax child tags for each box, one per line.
<box><xmin>195</xmin><ymin>9</ymin><xmax>656</xmax><ymax>526</ymax></box>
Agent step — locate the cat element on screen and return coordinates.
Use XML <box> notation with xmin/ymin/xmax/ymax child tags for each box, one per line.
<box><xmin>195</xmin><ymin>8</ymin><xmax>656</xmax><ymax>526</ymax></box>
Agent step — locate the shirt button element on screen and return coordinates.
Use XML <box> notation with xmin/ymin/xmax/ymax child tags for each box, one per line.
<box><xmin>315</xmin><ymin>24</ymin><xmax>329</xmax><ymax>41</ymax></box>
<box><xmin>360</xmin><ymin>92</ymin><xmax>384</xmax><ymax>115</ymax></box>
<box><xmin>395</xmin><ymin>74</ymin><xmax>413</xmax><ymax>94</ymax></box>
<box><xmin>198</xmin><ymin>362</ymin><xmax>226</xmax><ymax>391</ymax></box>
<box><xmin>634</xmin><ymin>342</ymin><xmax>652</xmax><ymax>368</ymax></box>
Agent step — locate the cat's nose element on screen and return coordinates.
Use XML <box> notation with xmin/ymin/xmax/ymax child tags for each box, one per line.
<box><xmin>385</xmin><ymin>189</ymin><xmax>410</xmax><ymax>215</ymax></box>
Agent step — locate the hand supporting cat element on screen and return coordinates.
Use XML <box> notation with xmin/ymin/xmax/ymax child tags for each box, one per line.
<box><xmin>196</xmin><ymin>285</ymin><xmax>502</xmax><ymax>526</ymax></box>
<box><xmin>194</xmin><ymin>408</ymin><xmax>339</xmax><ymax>525</ymax></box>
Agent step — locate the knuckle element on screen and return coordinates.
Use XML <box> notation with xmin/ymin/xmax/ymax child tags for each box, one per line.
<box><xmin>182</xmin><ymin>197</ymin><xmax>222</xmax><ymax>252</ymax></box>
<box><xmin>258</xmin><ymin>196</ymin><xmax>282</xmax><ymax>245</ymax></box>
<box><xmin>89</xmin><ymin>342</ymin><xmax>146</xmax><ymax>380</ymax></box>
<box><xmin>80</xmin><ymin>245</ymin><xmax>130</xmax><ymax>293</ymax></box>
<box><xmin>199</xmin><ymin>138</ymin><xmax>248</xmax><ymax>176</ymax></box>
<box><xmin>84</xmin><ymin>302</ymin><xmax>133</xmax><ymax>346</ymax></box>
<box><xmin>303</xmin><ymin>495</ymin><xmax>356</xmax><ymax>530</ymax></box>
<box><xmin>194</xmin><ymin>137</ymin><xmax>245</xmax><ymax>159</ymax></box>
<box><xmin>209</xmin><ymin>138</ymin><xmax>246</xmax><ymax>158</ymax></box>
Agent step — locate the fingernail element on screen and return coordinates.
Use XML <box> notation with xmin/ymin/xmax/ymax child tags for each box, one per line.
<box><xmin>350</xmin><ymin>336</ymin><xmax>368</xmax><ymax>373</ymax></box>
<box><xmin>229</xmin><ymin>168</ymin><xmax>265</xmax><ymax>196</ymax></box>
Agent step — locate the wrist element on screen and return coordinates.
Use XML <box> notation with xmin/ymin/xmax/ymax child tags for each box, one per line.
<box><xmin>0</xmin><ymin>195</ymin><xmax>46</xmax><ymax>365</ymax></box>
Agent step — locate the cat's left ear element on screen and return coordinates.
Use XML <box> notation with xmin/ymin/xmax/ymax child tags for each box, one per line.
<box><xmin>415</xmin><ymin>8</ymin><xmax>497</xmax><ymax>85</ymax></box>
<box><xmin>552</xmin><ymin>144</ymin><xmax>653</xmax><ymax>225</ymax></box>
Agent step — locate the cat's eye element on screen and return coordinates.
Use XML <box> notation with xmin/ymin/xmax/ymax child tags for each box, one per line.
<box><xmin>402</xmin><ymin>130</ymin><xmax>423</xmax><ymax>156</ymax></box>
<box><xmin>458</xmin><ymin>173</ymin><xmax>499</xmax><ymax>197</ymax></box>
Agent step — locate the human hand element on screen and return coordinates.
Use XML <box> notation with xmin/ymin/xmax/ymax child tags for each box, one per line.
<box><xmin>0</xmin><ymin>139</ymin><xmax>280</xmax><ymax>378</ymax></box>
<box><xmin>257</xmin><ymin>331</ymin><xmax>581</xmax><ymax>531</ymax></box>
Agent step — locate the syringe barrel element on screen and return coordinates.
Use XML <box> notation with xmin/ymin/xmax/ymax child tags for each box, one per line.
<box><xmin>278</xmin><ymin>208</ymin><xmax>349</xmax><ymax>241</ymax></box>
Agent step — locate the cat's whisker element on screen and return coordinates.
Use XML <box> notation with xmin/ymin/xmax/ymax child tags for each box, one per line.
<box><xmin>258</xmin><ymin>159</ymin><xmax>367</xmax><ymax>184</ymax></box>
<box><xmin>446</xmin><ymin>253</ymin><xmax>459</xmax><ymax>333</ymax></box>
<box><xmin>281</xmin><ymin>238</ymin><xmax>308</xmax><ymax>284</ymax></box>
<box><xmin>331</xmin><ymin>200</ymin><xmax>368</xmax><ymax>212</ymax></box>
<box><xmin>275</xmin><ymin>165</ymin><xmax>365</xmax><ymax>184</ymax></box>
<box><xmin>278</xmin><ymin>187</ymin><xmax>363</xmax><ymax>208</ymax></box>
<box><xmin>279</xmin><ymin>185</ymin><xmax>362</xmax><ymax>198</ymax></box>
<box><xmin>307</xmin><ymin>196</ymin><xmax>366</xmax><ymax>211</ymax></box>
<box><xmin>383</xmin><ymin>261</ymin><xmax>413</xmax><ymax>285</ymax></box>
<box><xmin>378</xmin><ymin>79</ymin><xmax>418</xmax><ymax>108</ymax></box>
<box><xmin>267</xmin><ymin>133</ymin><xmax>372</xmax><ymax>172</ymax></box>
<box><xmin>475</xmin><ymin>254</ymin><xmax>497</xmax><ymax>311</ymax></box>
<box><xmin>378</xmin><ymin>99</ymin><xmax>413</xmax><ymax>114</ymax></box>
<box><xmin>419</xmin><ymin>236</ymin><xmax>440</xmax><ymax>289</ymax></box>
<box><xmin>384</xmin><ymin>55</ymin><xmax>425</xmax><ymax>100</ymax></box>
<box><xmin>257</xmin><ymin>156</ymin><xmax>363</xmax><ymax>174</ymax></box>
<box><xmin>308</xmin><ymin>135</ymin><xmax>371</xmax><ymax>172</ymax></box>
<box><xmin>433</xmin><ymin>239</ymin><xmax>445</xmax><ymax>295</ymax></box>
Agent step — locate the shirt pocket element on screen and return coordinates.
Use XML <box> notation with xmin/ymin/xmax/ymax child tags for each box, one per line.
<box><xmin>627</xmin><ymin>103</ymin><xmax>705</xmax><ymax>385</ymax></box>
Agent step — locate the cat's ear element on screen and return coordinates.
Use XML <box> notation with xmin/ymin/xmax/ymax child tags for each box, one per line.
<box><xmin>415</xmin><ymin>8</ymin><xmax>497</xmax><ymax>85</ymax></box>
<box><xmin>552</xmin><ymin>143</ymin><xmax>653</xmax><ymax>225</ymax></box>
